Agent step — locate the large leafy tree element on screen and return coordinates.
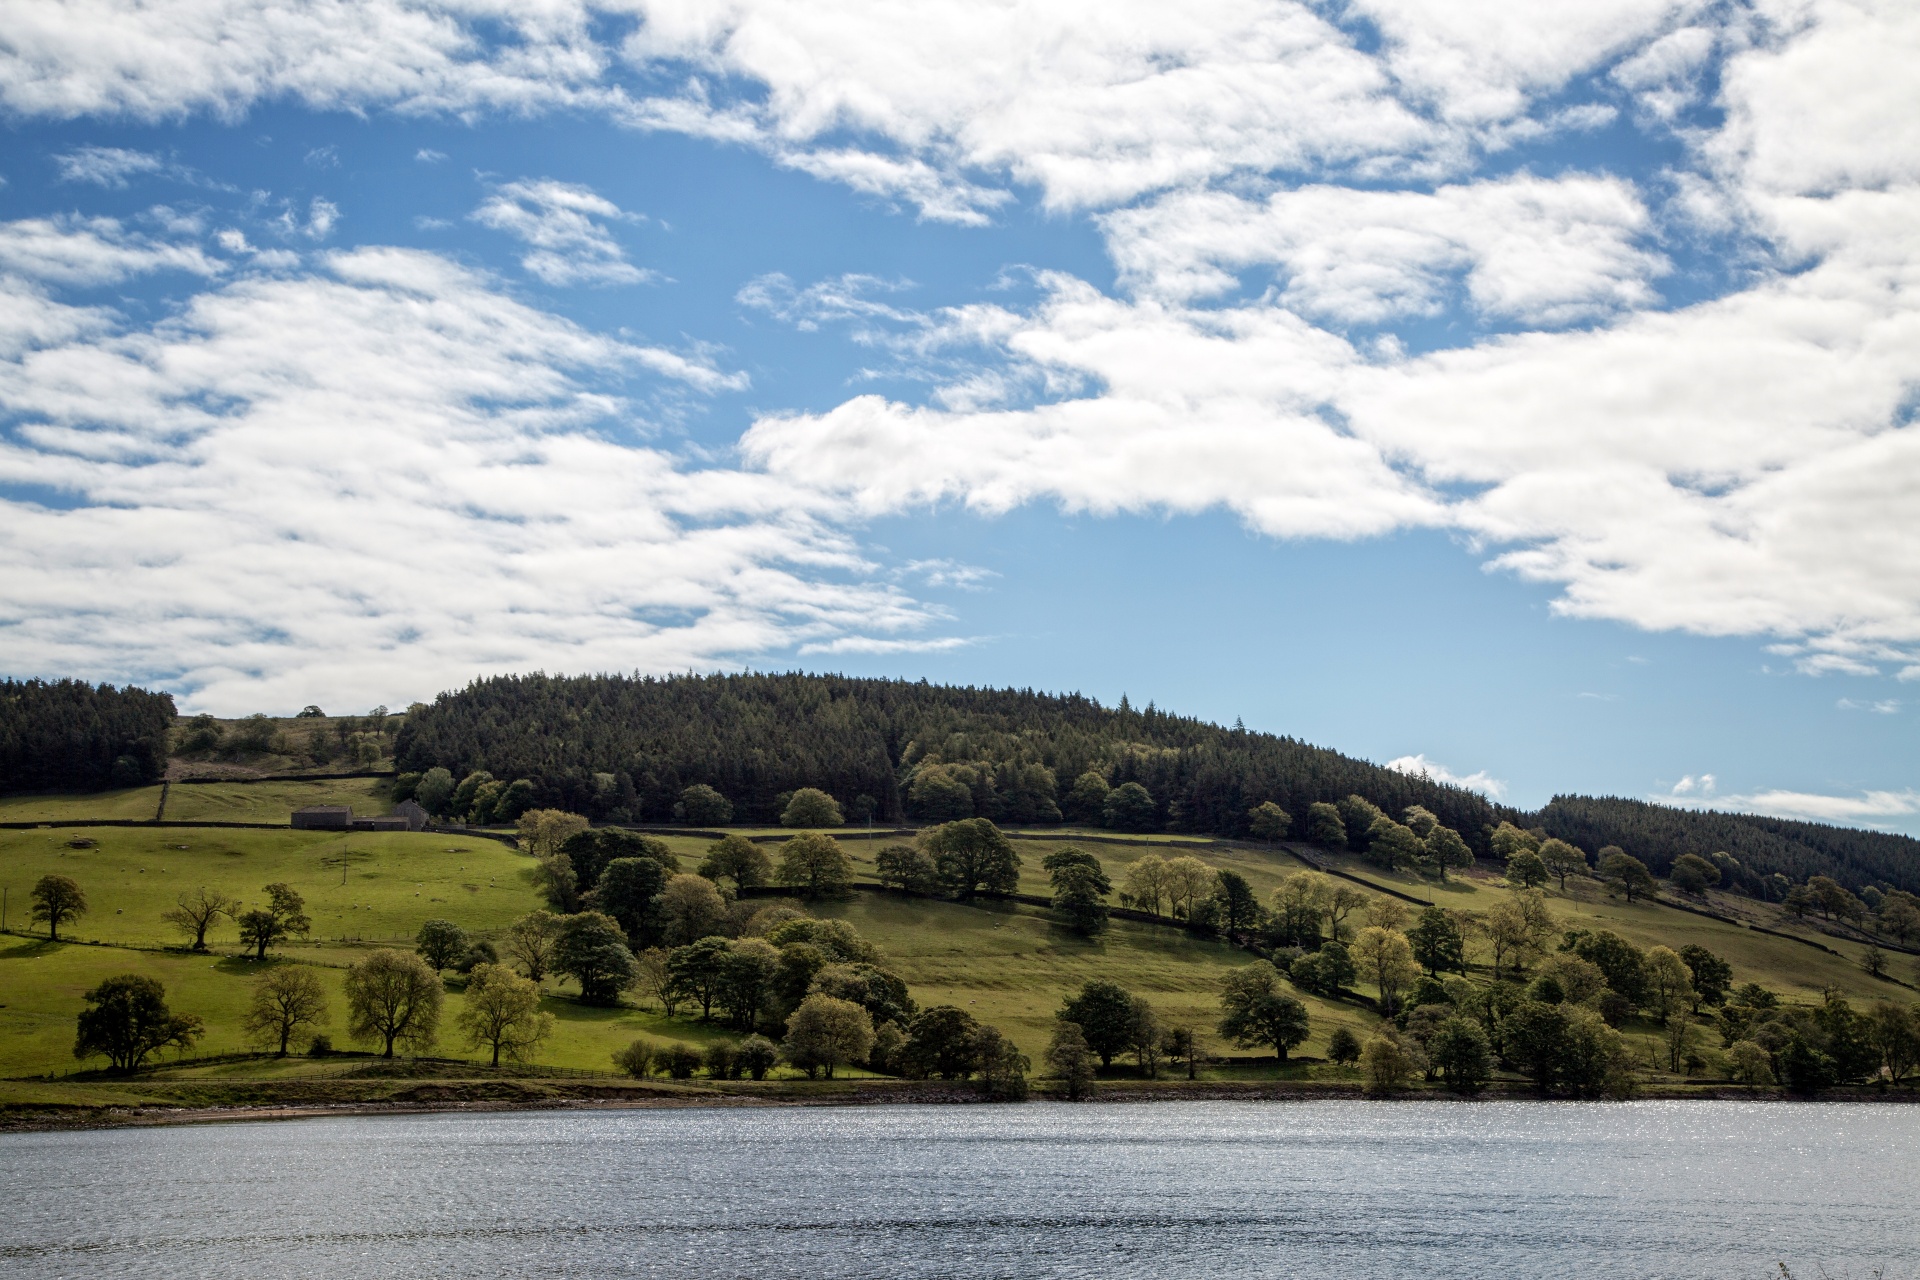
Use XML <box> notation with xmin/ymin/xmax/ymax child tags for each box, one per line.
<box><xmin>73</xmin><ymin>974</ymin><xmax>203</xmax><ymax>1072</ymax></box>
<box><xmin>241</xmin><ymin>967</ymin><xmax>329</xmax><ymax>1057</ymax></box>
<box><xmin>1216</xmin><ymin>963</ymin><xmax>1310</xmax><ymax>1061</ymax></box>
<box><xmin>345</xmin><ymin>949</ymin><xmax>442</xmax><ymax>1058</ymax></box>
<box><xmin>1059</xmin><ymin>980</ymin><xmax>1140</xmax><ymax>1068</ymax></box>
<box><xmin>777</xmin><ymin>832</ymin><xmax>854</xmax><ymax>899</ymax></box>
<box><xmin>923</xmin><ymin>819</ymin><xmax>1021</xmax><ymax>899</ymax></box>
<box><xmin>555</xmin><ymin>912</ymin><xmax>638</xmax><ymax>1005</ymax></box>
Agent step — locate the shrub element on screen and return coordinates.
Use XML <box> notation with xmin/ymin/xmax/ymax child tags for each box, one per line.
<box><xmin>737</xmin><ymin>1034</ymin><xmax>779</xmax><ymax>1080</ymax></box>
<box><xmin>307</xmin><ymin>1034</ymin><xmax>334</xmax><ymax>1058</ymax></box>
<box><xmin>704</xmin><ymin>1042</ymin><xmax>739</xmax><ymax>1080</ymax></box>
<box><xmin>661</xmin><ymin>1043</ymin><xmax>703</xmax><ymax>1079</ymax></box>
<box><xmin>1326</xmin><ymin>1026</ymin><xmax>1362</xmax><ymax>1067</ymax></box>
<box><xmin>613</xmin><ymin>1037</ymin><xmax>658</xmax><ymax>1079</ymax></box>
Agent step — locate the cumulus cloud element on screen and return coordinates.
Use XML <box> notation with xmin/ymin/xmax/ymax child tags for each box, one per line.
<box><xmin>0</xmin><ymin>230</ymin><xmax>934</xmax><ymax>712</ymax></box>
<box><xmin>7</xmin><ymin>0</ymin><xmax>1920</xmax><ymax>685</ymax></box>
<box><xmin>0</xmin><ymin>214</ymin><xmax>223</xmax><ymax>286</ymax></box>
<box><xmin>1386</xmin><ymin>753</ymin><xmax>1507</xmax><ymax>799</ymax></box>
<box><xmin>472</xmin><ymin>179</ymin><xmax>653</xmax><ymax>286</ymax></box>
<box><xmin>1104</xmin><ymin>174</ymin><xmax>1666</xmax><ymax>325</ymax></box>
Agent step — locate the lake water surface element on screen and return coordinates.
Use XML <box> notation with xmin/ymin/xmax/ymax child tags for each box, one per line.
<box><xmin>2</xmin><ymin>1100</ymin><xmax>1915</xmax><ymax>1278</ymax></box>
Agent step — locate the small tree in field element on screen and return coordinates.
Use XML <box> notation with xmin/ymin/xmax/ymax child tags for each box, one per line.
<box><xmin>345</xmin><ymin>949</ymin><xmax>442</xmax><ymax>1058</ymax></box>
<box><xmin>1047</xmin><ymin>1021</ymin><xmax>1098</xmax><ymax>1099</ymax></box>
<box><xmin>237</xmin><ymin>883</ymin><xmax>310</xmax><ymax>960</ymax></box>
<box><xmin>783</xmin><ymin>993</ymin><xmax>874</xmax><ymax>1078</ymax></box>
<box><xmin>73</xmin><ymin>974</ymin><xmax>203</xmax><ymax>1072</ymax></box>
<box><xmin>777</xmin><ymin>832</ymin><xmax>854</xmax><ymax>900</ymax></box>
<box><xmin>241</xmin><ymin>966</ymin><xmax>329</xmax><ymax>1057</ymax></box>
<box><xmin>457</xmin><ymin>964</ymin><xmax>554</xmax><ymax>1067</ymax></box>
<box><xmin>1217</xmin><ymin>962</ymin><xmax>1311</xmax><ymax>1061</ymax></box>
<box><xmin>1326</xmin><ymin>1026</ymin><xmax>1362</xmax><ymax>1067</ymax></box>
<box><xmin>415</xmin><ymin>919</ymin><xmax>469</xmax><ymax>973</ymax></box>
<box><xmin>503</xmin><ymin>910</ymin><xmax>563</xmax><ymax>982</ymax></box>
<box><xmin>161</xmin><ymin>887</ymin><xmax>238</xmax><ymax>951</ymax></box>
<box><xmin>699</xmin><ymin>834</ymin><xmax>771</xmax><ymax>893</ymax></box>
<box><xmin>781</xmin><ymin>788</ymin><xmax>845</xmax><ymax>828</ymax></box>
<box><xmin>31</xmin><ymin>874</ymin><xmax>87</xmax><ymax>941</ymax></box>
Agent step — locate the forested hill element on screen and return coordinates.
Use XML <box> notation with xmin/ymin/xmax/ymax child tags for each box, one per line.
<box><xmin>1539</xmin><ymin>795</ymin><xmax>1920</xmax><ymax>896</ymax></box>
<box><xmin>0</xmin><ymin>678</ymin><xmax>174</xmax><ymax>793</ymax></box>
<box><xmin>393</xmin><ymin>672</ymin><xmax>1502</xmax><ymax>845</ymax></box>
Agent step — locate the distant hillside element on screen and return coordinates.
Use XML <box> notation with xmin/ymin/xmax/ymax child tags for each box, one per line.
<box><xmin>0</xmin><ymin>678</ymin><xmax>175</xmax><ymax>793</ymax></box>
<box><xmin>1538</xmin><ymin>795</ymin><xmax>1920</xmax><ymax>896</ymax></box>
<box><xmin>393</xmin><ymin>672</ymin><xmax>1503</xmax><ymax>845</ymax></box>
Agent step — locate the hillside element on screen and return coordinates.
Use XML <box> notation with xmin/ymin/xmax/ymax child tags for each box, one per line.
<box><xmin>392</xmin><ymin>672</ymin><xmax>1503</xmax><ymax>847</ymax></box>
<box><xmin>1539</xmin><ymin>795</ymin><xmax>1920</xmax><ymax>897</ymax></box>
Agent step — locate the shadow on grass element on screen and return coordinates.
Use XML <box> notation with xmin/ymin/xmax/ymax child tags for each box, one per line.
<box><xmin>0</xmin><ymin>934</ymin><xmax>61</xmax><ymax>961</ymax></box>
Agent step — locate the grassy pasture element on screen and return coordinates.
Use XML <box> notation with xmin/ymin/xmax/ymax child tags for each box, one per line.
<box><xmin>795</xmin><ymin>891</ymin><xmax>1371</xmax><ymax>1062</ymax></box>
<box><xmin>163</xmin><ymin>776</ymin><xmax>399</xmax><ymax>824</ymax></box>
<box><xmin>0</xmin><ymin>788</ymin><xmax>167</xmax><ymax>822</ymax></box>
<box><xmin>0</xmin><ymin>826</ymin><xmax>537</xmax><ymax>948</ymax></box>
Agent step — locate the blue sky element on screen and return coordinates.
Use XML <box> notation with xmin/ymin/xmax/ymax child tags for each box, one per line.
<box><xmin>1</xmin><ymin>1</ymin><xmax>1917</xmax><ymax>831</ymax></box>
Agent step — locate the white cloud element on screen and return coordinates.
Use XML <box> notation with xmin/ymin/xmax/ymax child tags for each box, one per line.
<box><xmin>798</xmin><ymin>635</ymin><xmax>974</xmax><ymax>655</ymax></box>
<box><xmin>415</xmin><ymin>148</ymin><xmax>447</xmax><ymax>163</ymax></box>
<box><xmin>1837</xmin><ymin>697</ymin><xmax>1899</xmax><ymax>714</ymax></box>
<box><xmin>901</xmin><ymin>558</ymin><xmax>997</xmax><ymax>590</ymax></box>
<box><xmin>0</xmin><ymin>214</ymin><xmax>223</xmax><ymax>286</ymax></box>
<box><xmin>7</xmin><ymin>0</ymin><xmax>1920</xmax><ymax>689</ymax></box>
<box><xmin>1386</xmin><ymin>753</ymin><xmax>1507</xmax><ymax>799</ymax></box>
<box><xmin>1104</xmin><ymin>174</ymin><xmax>1666</xmax><ymax>325</ymax></box>
<box><xmin>54</xmin><ymin>144</ymin><xmax>164</xmax><ymax>186</ymax></box>
<box><xmin>1663</xmin><ymin>784</ymin><xmax>1920</xmax><ymax>825</ymax></box>
<box><xmin>471</xmin><ymin>178</ymin><xmax>652</xmax><ymax>287</ymax></box>
<box><xmin>0</xmin><ymin>233</ymin><xmax>932</xmax><ymax>713</ymax></box>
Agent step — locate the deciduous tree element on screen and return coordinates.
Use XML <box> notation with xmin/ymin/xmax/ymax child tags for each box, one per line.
<box><xmin>73</xmin><ymin>974</ymin><xmax>202</xmax><ymax>1072</ymax></box>
<box><xmin>677</xmin><ymin>784</ymin><xmax>734</xmax><ymax>826</ymax></box>
<box><xmin>456</xmin><ymin>963</ymin><xmax>553</xmax><ymax>1067</ymax></box>
<box><xmin>1353</xmin><ymin>927</ymin><xmax>1418</xmax><ymax>1016</ymax></box>
<box><xmin>1046</xmin><ymin>1021</ymin><xmax>1098</xmax><ymax>1099</ymax></box>
<box><xmin>781</xmin><ymin>788</ymin><xmax>844</xmax><ymax>828</ymax></box>
<box><xmin>555</xmin><ymin>911</ymin><xmax>637</xmax><ymax>1005</ymax></box>
<box><xmin>31</xmin><ymin>874</ymin><xmax>87</xmax><ymax>942</ymax></box>
<box><xmin>415</xmin><ymin>919</ymin><xmax>468</xmax><ymax>973</ymax></box>
<box><xmin>783</xmin><ymin>994</ymin><xmax>873</xmax><ymax>1078</ymax></box>
<box><xmin>659</xmin><ymin>873</ymin><xmax>730</xmax><ymax>945</ymax></box>
<box><xmin>345</xmin><ymin>949</ymin><xmax>442</xmax><ymax>1058</ymax></box>
<box><xmin>241</xmin><ymin>966</ymin><xmax>328</xmax><ymax>1057</ymax></box>
<box><xmin>875</xmin><ymin>844</ymin><xmax>938</xmax><ymax>894</ymax></box>
<box><xmin>237</xmin><ymin>883</ymin><xmax>310</xmax><ymax>960</ymax></box>
<box><xmin>503</xmin><ymin>909</ymin><xmax>563</xmax><ymax>982</ymax></box>
<box><xmin>160</xmin><ymin>887</ymin><xmax>237</xmax><ymax>951</ymax></box>
<box><xmin>1121</xmin><ymin>853</ymin><xmax>1171</xmax><ymax>915</ymax></box>
<box><xmin>1598</xmin><ymin>850</ymin><xmax>1655</xmax><ymax>902</ymax></box>
<box><xmin>1247</xmin><ymin>801</ymin><xmax>1291</xmax><ymax>842</ymax></box>
<box><xmin>1060</xmin><ymin>980</ymin><xmax>1141</xmax><ymax>1068</ymax></box>
<box><xmin>1102</xmin><ymin>781</ymin><xmax>1158</xmax><ymax>832</ymax></box>
<box><xmin>923</xmin><ymin>819</ymin><xmax>1020</xmax><ymax>899</ymax></box>
<box><xmin>778</xmin><ymin>831</ymin><xmax>855</xmax><ymax>899</ymax></box>
<box><xmin>1537</xmin><ymin>839</ymin><xmax>1588</xmax><ymax>890</ymax></box>
<box><xmin>1217</xmin><ymin>962</ymin><xmax>1311</xmax><ymax>1061</ymax></box>
<box><xmin>698</xmin><ymin>834</ymin><xmax>770</xmax><ymax>893</ymax></box>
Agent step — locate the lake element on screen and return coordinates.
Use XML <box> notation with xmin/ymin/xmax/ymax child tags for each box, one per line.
<box><xmin>2</xmin><ymin>1100</ymin><xmax>1914</xmax><ymax>1278</ymax></box>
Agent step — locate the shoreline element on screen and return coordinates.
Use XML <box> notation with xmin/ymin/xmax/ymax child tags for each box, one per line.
<box><xmin>6</xmin><ymin>1076</ymin><xmax>1912</xmax><ymax>1133</ymax></box>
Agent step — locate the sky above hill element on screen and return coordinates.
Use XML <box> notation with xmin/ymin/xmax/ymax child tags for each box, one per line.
<box><xmin>1</xmin><ymin>1</ymin><xmax>1917</xmax><ymax>830</ymax></box>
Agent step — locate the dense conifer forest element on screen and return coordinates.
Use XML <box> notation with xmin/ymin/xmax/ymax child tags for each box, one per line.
<box><xmin>0</xmin><ymin>679</ymin><xmax>175</xmax><ymax>793</ymax></box>
<box><xmin>1537</xmin><ymin>796</ymin><xmax>1920</xmax><ymax>897</ymax></box>
<box><xmin>392</xmin><ymin>672</ymin><xmax>1503</xmax><ymax>845</ymax></box>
